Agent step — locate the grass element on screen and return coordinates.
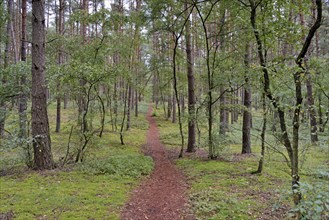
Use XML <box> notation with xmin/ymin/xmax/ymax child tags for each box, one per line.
<box><xmin>0</xmin><ymin>101</ymin><xmax>153</xmax><ymax>219</ymax></box>
<box><xmin>0</xmin><ymin>172</ymin><xmax>134</xmax><ymax>219</ymax></box>
<box><xmin>0</xmin><ymin>102</ymin><xmax>328</xmax><ymax>219</ymax></box>
<box><xmin>154</xmin><ymin>108</ymin><xmax>329</xmax><ymax>220</ymax></box>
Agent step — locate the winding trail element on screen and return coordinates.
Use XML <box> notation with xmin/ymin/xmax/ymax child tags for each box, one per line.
<box><xmin>121</xmin><ymin>106</ymin><xmax>194</xmax><ymax>220</ymax></box>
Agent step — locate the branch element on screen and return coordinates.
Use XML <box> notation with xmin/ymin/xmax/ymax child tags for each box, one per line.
<box><xmin>296</xmin><ymin>0</ymin><xmax>322</xmax><ymax>67</ymax></box>
<box><xmin>46</xmin><ymin>38</ymin><xmax>58</xmax><ymax>44</ymax></box>
<box><xmin>315</xmin><ymin>83</ymin><xmax>329</xmax><ymax>100</ymax></box>
<box><xmin>211</xmin><ymin>83</ymin><xmax>245</xmax><ymax>105</ymax></box>
<box><xmin>236</xmin><ymin>0</ymin><xmax>250</xmax><ymax>7</ymax></box>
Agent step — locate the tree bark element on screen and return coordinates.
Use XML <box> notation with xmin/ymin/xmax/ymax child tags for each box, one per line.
<box><xmin>55</xmin><ymin>0</ymin><xmax>65</xmax><ymax>133</ymax></box>
<box><xmin>256</xmin><ymin>92</ymin><xmax>267</xmax><ymax>173</ymax></box>
<box><xmin>78</xmin><ymin>0</ymin><xmax>88</xmax><ymax>131</ymax></box>
<box><xmin>0</xmin><ymin>0</ymin><xmax>12</xmax><ymax>138</ymax></box>
<box><xmin>248</xmin><ymin>0</ymin><xmax>322</xmax><ymax>206</ymax></box>
<box><xmin>135</xmin><ymin>89</ymin><xmax>138</xmax><ymax>117</ymax></box>
<box><xmin>185</xmin><ymin>1</ymin><xmax>196</xmax><ymax>152</ymax></box>
<box><xmin>299</xmin><ymin>1</ymin><xmax>318</xmax><ymax>143</ymax></box>
<box><xmin>31</xmin><ymin>0</ymin><xmax>54</xmax><ymax>169</ymax></box>
<box><xmin>172</xmin><ymin>90</ymin><xmax>176</xmax><ymax>123</ymax></box>
<box><xmin>126</xmin><ymin>85</ymin><xmax>132</xmax><ymax>131</ymax></box>
<box><xmin>306</xmin><ymin>72</ymin><xmax>318</xmax><ymax>143</ymax></box>
<box><xmin>18</xmin><ymin>0</ymin><xmax>28</xmax><ymax>139</ymax></box>
<box><xmin>242</xmin><ymin>43</ymin><xmax>252</xmax><ymax>154</ymax></box>
<box><xmin>219</xmin><ymin>87</ymin><xmax>227</xmax><ymax>135</ymax></box>
<box><xmin>167</xmin><ymin>95</ymin><xmax>172</xmax><ymax>120</ymax></box>
<box><xmin>172</xmin><ymin>34</ymin><xmax>185</xmax><ymax>158</ymax></box>
<box><xmin>194</xmin><ymin>2</ymin><xmax>217</xmax><ymax>159</ymax></box>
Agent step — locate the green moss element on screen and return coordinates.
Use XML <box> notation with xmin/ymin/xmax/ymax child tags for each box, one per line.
<box><xmin>156</xmin><ymin>112</ymin><xmax>328</xmax><ymax>219</ymax></box>
<box><xmin>0</xmin><ymin>102</ymin><xmax>154</xmax><ymax>219</ymax></box>
<box><xmin>0</xmin><ymin>172</ymin><xmax>137</xmax><ymax>219</ymax></box>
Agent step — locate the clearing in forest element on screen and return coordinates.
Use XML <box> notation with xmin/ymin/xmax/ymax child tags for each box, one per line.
<box><xmin>121</xmin><ymin>106</ymin><xmax>194</xmax><ymax>220</ymax></box>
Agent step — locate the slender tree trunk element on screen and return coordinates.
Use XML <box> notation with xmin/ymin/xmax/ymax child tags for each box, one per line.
<box><xmin>113</xmin><ymin>80</ymin><xmax>118</xmax><ymax>131</ymax></box>
<box><xmin>0</xmin><ymin>0</ymin><xmax>12</xmax><ymax>138</ymax></box>
<box><xmin>167</xmin><ymin>95</ymin><xmax>172</xmax><ymax>120</ymax></box>
<box><xmin>31</xmin><ymin>0</ymin><xmax>54</xmax><ymax>169</ymax></box>
<box><xmin>180</xmin><ymin>93</ymin><xmax>185</xmax><ymax>116</ymax></box>
<box><xmin>219</xmin><ymin>87</ymin><xmax>227</xmax><ymax>135</ymax></box>
<box><xmin>230</xmin><ymin>95</ymin><xmax>234</xmax><ymax>125</ymax></box>
<box><xmin>126</xmin><ymin>85</ymin><xmax>131</xmax><ymax>131</ymax></box>
<box><xmin>55</xmin><ymin>0</ymin><xmax>64</xmax><ymax>133</ymax></box>
<box><xmin>172</xmin><ymin>34</ymin><xmax>185</xmax><ymax>158</ymax></box>
<box><xmin>248</xmin><ymin>0</ymin><xmax>322</xmax><ymax>206</ymax></box>
<box><xmin>18</xmin><ymin>0</ymin><xmax>28</xmax><ymax>139</ymax></box>
<box><xmin>242</xmin><ymin>44</ymin><xmax>252</xmax><ymax>154</ymax></box>
<box><xmin>306</xmin><ymin>73</ymin><xmax>318</xmax><ymax>143</ymax></box>
<box><xmin>234</xmin><ymin>87</ymin><xmax>239</xmax><ymax>122</ymax></box>
<box><xmin>195</xmin><ymin>3</ymin><xmax>216</xmax><ymax>159</ymax></box>
<box><xmin>256</xmin><ymin>92</ymin><xmax>266</xmax><ymax>173</ymax></box>
<box><xmin>135</xmin><ymin>89</ymin><xmax>138</xmax><ymax>117</ymax></box>
<box><xmin>172</xmin><ymin>90</ymin><xmax>176</xmax><ymax>123</ymax></box>
<box><xmin>64</xmin><ymin>94</ymin><xmax>68</xmax><ymax>109</ymax></box>
<box><xmin>318</xmin><ymin>92</ymin><xmax>324</xmax><ymax>132</ymax></box>
<box><xmin>10</xmin><ymin>0</ymin><xmax>18</xmax><ymax>64</ymax></box>
<box><xmin>120</xmin><ymin>85</ymin><xmax>129</xmax><ymax>145</ymax></box>
<box><xmin>315</xmin><ymin>32</ymin><xmax>324</xmax><ymax>132</ymax></box>
<box><xmin>185</xmin><ymin>1</ymin><xmax>196</xmax><ymax>152</ymax></box>
<box><xmin>299</xmin><ymin>2</ymin><xmax>318</xmax><ymax>143</ymax></box>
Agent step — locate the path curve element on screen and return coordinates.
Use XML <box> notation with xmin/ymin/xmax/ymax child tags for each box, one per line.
<box><xmin>121</xmin><ymin>106</ymin><xmax>194</xmax><ymax>220</ymax></box>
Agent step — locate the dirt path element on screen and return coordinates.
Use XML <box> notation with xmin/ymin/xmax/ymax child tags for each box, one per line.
<box><xmin>121</xmin><ymin>106</ymin><xmax>194</xmax><ymax>220</ymax></box>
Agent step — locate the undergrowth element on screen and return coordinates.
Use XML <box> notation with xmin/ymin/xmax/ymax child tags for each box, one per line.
<box><xmin>0</xmin><ymin>102</ymin><xmax>153</xmax><ymax>219</ymax></box>
<box><xmin>155</xmin><ymin>112</ymin><xmax>329</xmax><ymax>220</ymax></box>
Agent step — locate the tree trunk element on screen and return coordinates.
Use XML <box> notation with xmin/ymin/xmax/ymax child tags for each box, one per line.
<box><xmin>256</xmin><ymin>92</ymin><xmax>266</xmax><ymax>173</ymax></box>
<box><xmin>219</xmin><ymin>87</ymin><xmax>227</xmax><ymax>135</ymax></box>
<box><xmin>242</xmin><ymin>44</ymin><xmax>252</xmax><ymax>154</ymax></box>
<box><xmin>306</xmin><ymin>74</ymin><xmax>318</xmax><ymax>143</ymax></box>
<box><xmin>230</xmin><ymin>94</ymin><xmax>235</xmax><ymax>124</ymax></box>
<box><xmin>194</xmin><ymin>3</ymin><xmax>216</xmax><ymax>159</ymax></box>
<box><xmin>172</xmin><ymin>34</ymin><xmax>185</xmax><ymax>158</ymax></box>
<box><xmin>64</xmin><ymin>93</ymin><xmax>68</xmax><ymax>109</ymax></box>
<box><xmin>167</xmin><ymin>95</ymin><xmax>172</xmax><ymax>120</ymax></box>
<box><xmin>135</xmin><ymin>89</ymin><xmax>138</xmax><ymax>117</ymax></box>
<box><xmin>120</xmin><ymin>85</ymin><xmax>129</xmax><ymax>145</ymax></box>
<box><xmin>318</xmin><ymin>92</ymin><xmax>324</xmax><ymax>132</ymax></box>
<box><xmin>126</xmin><ymin>85</ymin><xmax>131</xmax><ymax>131</ymax></box>
<box><xmin>18</xmin><ymin>0</ymin><xmax>28</xmax><ymax>139</ymax></box>
<box><xmin>315</xmin><ymin>32</ymin><xmax>324</xmax><ymax>132</ymax></box>
<box><xmin>180</xmin><ymin>94</ymin><xmax>185</xmax><ymax>116</ymax></box>
<box><xmin>31</xmin><ymin>0</ymin><xmax>54</xmax><ymax>169</ymax></box>
<box><xmin>248</xmin><ymin>0</ymin><xmax>322</xmax><ymax>206</ymax></box>
<box><xmin>55</xmin><ymin>0</ymin><xmax>65</xmax><ymax>133</ymax></box>
<box><xmin>299</xmin><ymin>2</ymin><xmax>318</xmax><ymax>143</ymax></box>
<box><xmin>0</xmin><ymin>0</ymin><xmax>12</xmax><ymax>138</ymax></box>
<box><xmin>172</xmin><ymin>90</ymin><xmax>176</xmax><ymax>123</ymax></box>
<box><xmin>185</xmin><ymin>1</ymin><xmax>196</xmax><ymax>152</ymax></box>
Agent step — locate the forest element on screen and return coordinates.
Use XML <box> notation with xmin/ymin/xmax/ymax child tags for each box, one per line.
<box><xmin>0</xmin><ymin>0</ymin><xmax>328</xmax><ymax>219</ymax></box>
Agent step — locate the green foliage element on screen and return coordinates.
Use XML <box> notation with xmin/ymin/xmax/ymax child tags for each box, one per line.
<box><xmin>0</xmin><ymin>172</ymin><xmax>136</xmax><ymax>219</ymax></box>
<box><xmin>77</xmin><ymin>155</ymin><xmax>154</xmax><ymax>177</ymax></box>
<box><xmin>0</xmin><ymin>62</ymin><xmax>30</xmax><ymax>103</ymax></box>
<box><xmin>174</xmin><ymin>156</ymin><xmax>285</xmax><ymax>219</ymax></box>
<box><xmin>200</xmin><ymin>133</ymin><xmax>232</xmax><ymax>159</ymax></box>
<box><xmin>1</xmin><ymin>103</ymin><xmax>154</xmax><ymax>219</ymax></box>
<box><xmin>289</xmin><ymin>181</ymin><xmax>329</xmax><ymax>219</ymax></box>
<box><xmin>157</xmin><ymin>107</ymin><xmax>328</xmax><ymax>219</ymax></box>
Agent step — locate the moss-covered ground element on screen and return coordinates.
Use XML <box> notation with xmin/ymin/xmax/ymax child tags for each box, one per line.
<box><xmin>0</xmin><ymin>102</ymin><xmax>153</xmax><ymax>219</ymax></box>
<box><xmin>0</xmin><ymin>103</ymin><xmax>328</xmax><ymax>219</ymax></box>
<box><xmin>154</xmin><ymin>108</ymin><xmax>329</xmax><ymax>220</ymax></box>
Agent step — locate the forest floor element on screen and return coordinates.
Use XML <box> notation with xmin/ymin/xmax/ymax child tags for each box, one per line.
<box><xmin>120</xmin><ymin>106</ymin><xmax>195</xmax><ymax>220</ymax></box>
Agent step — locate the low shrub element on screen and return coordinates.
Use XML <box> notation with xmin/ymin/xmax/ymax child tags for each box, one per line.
<box><xmin>77</xmin><ymin>155</ymin><xmax>154</xmax><ymax>177</ymax></box>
